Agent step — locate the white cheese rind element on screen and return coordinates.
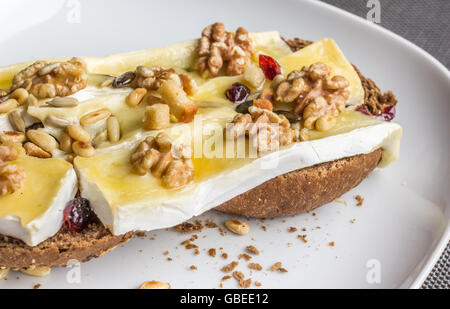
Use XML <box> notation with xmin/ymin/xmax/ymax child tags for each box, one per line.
<box><xmin>0</xmin><ymin>168</ymin><xmax>78</xmax><ymax>247</ymax></box>
<box><xmin>77</xmin><ymin>122</ymin><xmax>402</xmax><ymax>235</ymax></box>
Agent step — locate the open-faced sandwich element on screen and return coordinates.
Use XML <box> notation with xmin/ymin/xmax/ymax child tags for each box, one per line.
<box><xmin>0</xmin><ymin>23</ymin><xmax>401</xmax><ymax>279</ymax></box>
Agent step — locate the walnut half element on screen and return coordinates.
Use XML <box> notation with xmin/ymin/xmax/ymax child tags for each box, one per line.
<box><xmin>195</xmin><ymin>22</ymin><xmax>254</xmax><ymax>78</ymax></box>
<box><xmin>11</xmin><ymin>58</ymin><xmax>88</xmax><ymax>99</ymax></box>
<box><xmin>130</xmin><ymin>133</ymin><xmax>194</xmax><ymax>188</ymax></box>
<box><xmin>0</xmin><ymin>163</ymin><xmax>25</xmax><ymax>196</ymax></box>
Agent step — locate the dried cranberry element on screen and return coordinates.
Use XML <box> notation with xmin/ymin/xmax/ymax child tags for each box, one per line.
<box><xmin>63</xmin><ymin>198</ymin><xmax>93</xmax><ymax>233</ymax></box>
<box><xmin>378</xmin><ymin>105</ymin><xmax>396</xmax><ymax>121</ymax></box>
<box><xmin>356</xmin><ymin>104</ymin><xmax>396</xmax><ymax>121</ymax></box>
<box><xmin>259</xmin><ymin>55</ymin><xmax>281</xmax><ymax>80</ymax></box>
<box><xmin>225</xmin><ymin>83</ymin><xmax>250</xmax><ymax>104</ymax></box>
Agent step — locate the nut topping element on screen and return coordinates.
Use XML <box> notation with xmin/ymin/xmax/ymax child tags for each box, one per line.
<box><xmin>195</xmin><ymin>23</ymin><xmax>254</xmax><ymax>78</ymax></box>
<box><xmin>11</xmin><ymin>58</ymin><xmax>88</xmax><ymax>99</ymax></box>
<box><xmin>0</xmin><ymin>163</ymin><xmax>25</xmax><ymax>196</ymax></box>
<box><xmin>130</xmin><ymin>133</ymin><xmax>194</xmax><ymax>188</ymax></box>
<box><xmin>272</xmin><ymin>62</ymin><xmax>350</xmax><ymax>131</ymax></box>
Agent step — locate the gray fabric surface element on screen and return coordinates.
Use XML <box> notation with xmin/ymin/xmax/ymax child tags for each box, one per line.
<box><xmin>319</xmin><ymin>0</ymin><xmax>449</xmax><ymax>289</ymax></box>
<box><xmin>320</xmin><ymin>0</ymin><xmax>450</xmax><ymax>68</ymax></box>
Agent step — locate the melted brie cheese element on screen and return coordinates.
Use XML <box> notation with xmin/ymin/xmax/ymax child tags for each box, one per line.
<box><xmin>0</xmin><ymin>156</ymin><xmax>77</xmax><ymax>246</ymax></box>
<box><xmin>0</xmin><ymin>31</ymin><xmax>403</xmax><ymax>245</ymax></box>
<box><xmin>75</xmin><ymin>122</ymin><xmax>402</xmax><ymax>235</ymax></box>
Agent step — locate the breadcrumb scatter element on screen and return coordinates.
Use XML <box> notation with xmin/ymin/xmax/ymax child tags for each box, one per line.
<box><xmin>239</xmin><ymin>253</ymin><xmax>252</xmax><ymax>261</ymax></box>
<box><xmin>355</xmin><ymin>195</ymin><xmax>364</xmax><ymax>206</ymax></box>
<box><xmin>208</xmin><ymin>248</ymin><xmax>216</xmax><ymax>257</ymax></box>
<box><xmin>329</xmin><ymin>242</ymin><xmax>335</xmax><ymax>247</ymax></box>
<box><xmin>174</xmin><ymin>221</ymin><xmax>204</xmax><ymax>233</ymax></box>
<box><xmin>221</xmin><ymin>253</ymin><xmax>228</xmax><ymax>259</ymax></box>
<box><xmin>248</xmin><ymin>263</ymin><xmax>263</xmax><ymax>271</ymax></box>
<box><xmin>221</xmin><ymin>261</ymin><xmax>239</xmax><ymax>273</ymax></box>
<box><xmin>288</xmin><ymin>227</ymin><xmax>298</xmax><ymax>233</ymax></box>
<box><xmin>255</xmin><ymin>281</ymin><xmax>262</xmax><ymax>287</ymax></box>
<box><xmin>221</xmin><ymin>275</ymin><xmax>232</xmax><ymax>281</ymax></box>
<box><xmin>33</xmin><ymin>284</ymin><xmax>41</xmax><ymax>289</ymax></box>
<box><xmin>190</xmin><ymin>265</ymin><xmax>197</xmax><ymax>270</ymax></box>
<box><xmin>246</xmin><ymin>245</ymin><xmax>260</xmax><ymax>255</ymax></box>
<box><xmin>298</xmin><ymin>234</ymin><xmax>308</xmax><ymax>243</ymax></box>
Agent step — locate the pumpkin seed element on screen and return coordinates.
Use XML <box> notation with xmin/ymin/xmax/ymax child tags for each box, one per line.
<box><xmin>47</xmin><ymin>97</ymin><xmax>79</xmax><ymax>107</ymax></box>
<box><xmin>236</xmin><ymin>101</ymin><xmax>253</xmax><ymax>114</ymax></box>
<box><xmin>8</xmin><ymin>110</ymin><xmax>26</xmax><ymax>132</ymax></box>
<box><xmin>45</xmin><ymin>115</ymin><xmax>71</xmax><ymax>128</ymax></box>
<box><xmin>273</xmin><ymin>110</ymin><xmax>301</xmax><ymax>123</ymax></box>
<box><xmin>112</xmin><ymin>71</ymin><xmax>136</xmax><ymax>88</ymax></box>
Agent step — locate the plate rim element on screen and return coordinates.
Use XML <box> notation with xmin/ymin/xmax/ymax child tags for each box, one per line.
<box><xmin>307</xmin><ymin>0</ymin><xmax>450</xmax><ymax>289</ymax></box>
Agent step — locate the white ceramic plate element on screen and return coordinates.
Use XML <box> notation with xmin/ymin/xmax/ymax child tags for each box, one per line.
<box><xmin>1</xmin><ymin>0</ymin><xmax>449</xmax><ymax>289</ymax></box>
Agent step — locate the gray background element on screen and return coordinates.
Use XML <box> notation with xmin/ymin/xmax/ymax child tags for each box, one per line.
<box><xmin>320</xmin><ymin>0</ymin><xmax>449</xmax><ymax>289</ymax></box>
<box><xmin>320</xmin><ymin>0</ymin><xmax>450</xmax><ymax>68</ymax></box>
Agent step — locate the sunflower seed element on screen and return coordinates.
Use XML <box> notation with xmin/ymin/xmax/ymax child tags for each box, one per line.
<box><xmin>8</xmin><ymin>110</ymin><xmax>26</xmax><ymax>132</ymax></box>
<box><xmin>47</xmin><ymin>97</ymin><xmax>79</xmax><ymax>107</ymax></box>
<box><xmin>93</xmin><ymin>130</ymin><xmax>108</xmax><ymax>147</ymax></box>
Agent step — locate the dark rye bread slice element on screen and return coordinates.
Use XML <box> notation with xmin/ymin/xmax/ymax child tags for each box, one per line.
<box><xmin>216</xmin><ymin>38</ymin><xmax>396</xmax><ymax>218</ymax></box>
<box><xmin>0</xmin><ymin>37</ymin><xmax>396</xmax><ymax>269</ymax></box>
<box><xmin>216</xmin><ymin>149</ymin><xmax>381</xmax><ymax>218</ymax></box>
<box><xmin>0</xmin><ymin>218</ymin><xmax>134</xmax><ymax>269</ymax></box>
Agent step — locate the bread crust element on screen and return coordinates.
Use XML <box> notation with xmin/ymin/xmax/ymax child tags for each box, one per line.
<box><xmin>0</xmin><ymin>219</ymin><xmax>133</xmax><ymax>269</ymax></box>
<box><xmin>215</xmin><ymin>149</ymin><xmax>381</xmax><ymax>218</ymax></box>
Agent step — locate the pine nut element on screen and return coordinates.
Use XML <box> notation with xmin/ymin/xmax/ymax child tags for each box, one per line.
<box><xmin>45</xmin><ymin>115</ymin><xmax>71</xmax><ymax>128</ymax></box>
<box><xmin>67</xmin><ymin>125</ymin><xmax>91</xmax><ymax>143</ymax></box>
<box><xmin>72</xmin><ymin>141</ymin><xmax>96</xmax><ymax>157</ymax></box>
<box><xmin>8</xmin><ymin>110</ymin><xmax>26</xmax><ymax>132</ymax></box>
<box><xmin>107</xmin><ymin>116</ymin><xmax>120</xmax><ymax>143</ymax></box>
<box><xmin>0</xmin><ymin>268</ymin><xmax>9</xmax><ymax>280</ymax></box>
<box><xmin>58</xmin><ymin>131</ymin><xmax>73</xmax><ymax>153</ymax></box>
<box><xmin>315</xmin><ymin>115</ymin><xmax>336</xmax><ymax>131</ymax></box>
<box><xmin>26</xmin><ymin>130</ymin><xmax>58</xmax><ymax>153</ymax></box>
<box><xmin>24</xmin><ymin>142</ymin><xmax>52</xmax><ymax>158</ymax></box>
<box><xmin>225</xmin><ymin>220</ymin><xmax>250</xmax><ymax>235</ymax></box>
<box><xmin>92</xmin><ymin>130</ymin><xmax>107</xmax><ymax>147</ymax></box>
<box><xmin>80</xmin><ymin>109</ymin><xmax>111</xmax><ymax>126</ymax></box>
<box><xmin>0</xmin><ymin>99</ymin><xmax>18</xmax><ymax>114</ymax></box>
<box><xmin>47</xmin><ymin>97</ymin><xmax>79</xmax><ymax>107</ymax></box>
<box><xmin>126</xmin><ymin>88</ymin><xmax>147</xmax><ymax>107</ymax></box>
<box><xmin>0</xmin><ymin>131</ymin><xmax>26</xmax><ymax>144</ymax></box>
<box><xmin>27</xmin><ymin>94</ymin><xmax>39</xmax><ymax>107</ymax></box>
<box><xmin>20</xmin><ymin>266</ymin><xmax>51</xmax><ymax>277</ymax></box>
<box><xmin>139</xmin><ymin>281</ymin><xmax>171</xmax><ymax>289</ymax></box>
<box><xmin>10</xmin><ymin>88</ymin><xmax>29</xmax><ymax>105</ymax></box>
